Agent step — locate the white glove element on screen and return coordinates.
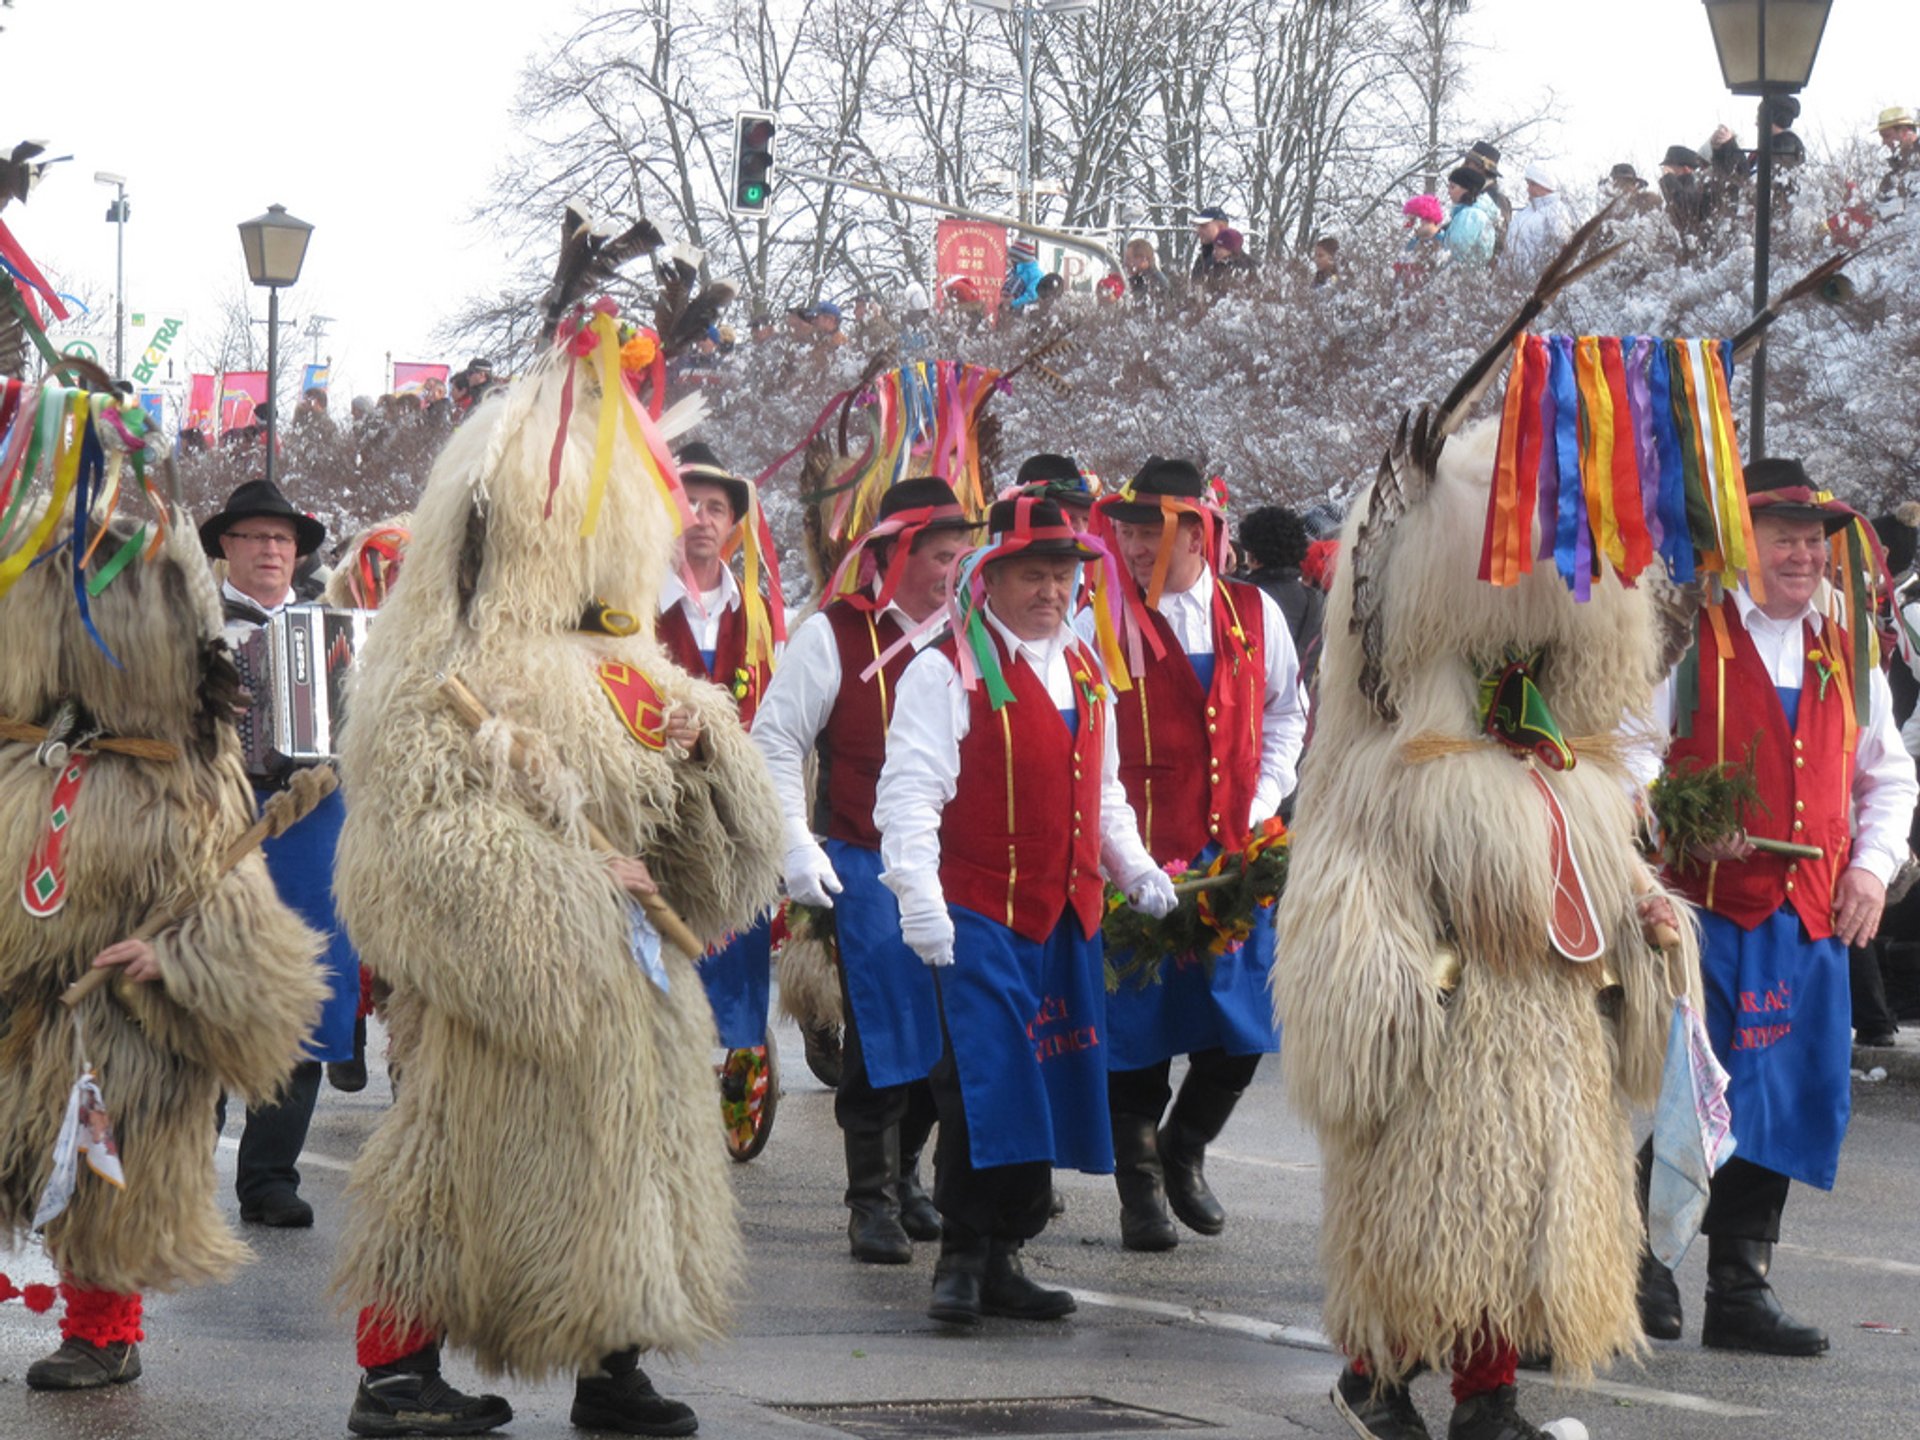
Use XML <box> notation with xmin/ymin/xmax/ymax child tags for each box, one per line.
<box><xmin>1125</xmin><ymin>867</ymin><xmax>1179</xmax><ymax>919</ymax></box>
<box><xmin>784</xmin><ymin>841</ymin><xmax>843</xmax><ymax>910</ymax></box>
<box><xmin>899</xmin><ymin>904</ymin><xmax>956</xmax><ymax>968</ymax></box>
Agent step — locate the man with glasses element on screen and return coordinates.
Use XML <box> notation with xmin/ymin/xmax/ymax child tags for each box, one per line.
<box><xmin>200</xmin><ymin>480</ymin><xmax>359</xmax><ymax>1229</ymax></box>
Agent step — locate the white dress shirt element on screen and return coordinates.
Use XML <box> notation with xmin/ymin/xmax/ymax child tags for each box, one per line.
<box><xmin>220</xmin><ymin>579</ymin><xmax>292</xmax><ymax>646</ymax></box>
<box><xmin>874</xmin><ymin>603</ymin><xmax>1158</xmax><ymax>920</ymax></box>
<box><xmin>659</xmin><ymin>564</ymin><xmax>742</xmax><ymax>653</ymax></box>
<box><xmin>1073</xmin><ymin>567</ymin><xmax>1309</xmax><ymax>823</ymax></box>
<box><xmin>1645</xmin><ymin>586</ymin><xmax>1918</xmax><ymax>884</ymax></box>
<box><xmin>751</xmin><ymin>592</ymin><xmax>931</xmax><ymax>854</ymax></box>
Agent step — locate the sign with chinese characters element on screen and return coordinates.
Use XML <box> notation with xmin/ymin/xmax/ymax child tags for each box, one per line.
<box><xmin>934</xmin><ymin>219</ymin><xmax>1007</xmax><ymax>311</ymax></box>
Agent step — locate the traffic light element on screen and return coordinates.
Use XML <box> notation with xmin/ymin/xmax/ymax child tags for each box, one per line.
<box><xmin>730</xmin><ymin>112</ymin><xmax>777</xmax><ymax>217</ymax></box>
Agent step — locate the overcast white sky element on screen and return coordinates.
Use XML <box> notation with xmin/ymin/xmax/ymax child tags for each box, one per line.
<box><xmin>4</xmin><ymin>1</ymin><xmax>1916</xmax><ymax>403</ymax></box>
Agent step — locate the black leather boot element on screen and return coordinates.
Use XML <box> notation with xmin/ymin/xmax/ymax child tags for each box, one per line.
<box><xmin>1159</xmin><ymin>1069</ymin><xmax>1243</xmax><ymax>1235</ymax></box>
<box><xmin>1701</xmin><ymin>1237</ymin><xmax>1828</xmax><ymax>1356</ymax></box>
<box><xmin>844</xmin><ymin>1128</ymin><xmax>912</xmax><ymax>1264</ymax></box>
<box><xmin>348</xmin><ymin>1342</ymin><xmax>512</xmax><ymax>1437</ymax></box>
<box><xmin>571</xmin><ymin>1347</ymin><xmax>697</xmax><ymax>1436</ymax></box>
<box><xmin>897</xmin><ymin>1146</ymin><xmax>943</xmax><ymax>1242</ymax></box>
<box><xmin>25</xmin><ymin>1338</ymin><xmax>142</xmax><ymax>1391</ymax></box>
<box><xmin>1331</xmin><ymin>1363</ymin><xmax>1431</xmax><ymax>1439</ymax></box>
<box><xmin>928</xmin><ymin>1227</ymin><xmax>990</xmax><ymax>1326</ymax></box>
<box><xmin>330</xmin><ymin>1012</ymin><xmax>369</xmax><ymax>1093</ymax></box>
<box><xmin>1444</xmin><ymin>1384</ymin><xmax>1551</xmax><ymax>1439</ymax></box>
<box><xmin>1111</xmin><ymin>1112</ymin><xmax>1178</xmax><ymax>1252</ymax></box>
<box><xmin>1638</xmin><ymin>1247</ymin><xmax>1682</xmax><ymax>1340</ymax></box>
<box><xmin>981</xmin><ymin>1239</ymin><xmax>1076</xmax><ymax>1320</ymax></box>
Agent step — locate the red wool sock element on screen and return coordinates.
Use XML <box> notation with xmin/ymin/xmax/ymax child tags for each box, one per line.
<box><xmin>59</xmin><ymin>1282</ymin><xmax>144</xmax><ymax>1346</ymax></box>
<box><xmin>356</xmin><ymin>1307</ymin><xmax>438</xmax><ymax>1369</ymax></box>
<box><xmin>1450</xmin><ymin>1334</ymin><xmax>1518</xmax><ymax>1403</ymax></box>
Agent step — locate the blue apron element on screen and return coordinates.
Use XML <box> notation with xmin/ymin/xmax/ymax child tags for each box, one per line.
<box><xmin>824</xmin><ymin>839</ymin><xmax>943</xmax><ymax>1088</ymax></box>
<box><xmin>258</xmin><ymin>782</ymin><xmax>358</xmax><ymax>1063</ymax></box>
<box><xmin>700</xmin><ymin>915</ymin><xmax>773</xmax><ymax>1049</ymax></box>
<box><xmin>940</xmin><ymin>908</ymin><xmax>1114</xmax><ymax>1174</ymax></box>
<box><xmin>1698</xmin><ymin>905</ymin><xmax>1851</xmax><ymax>1189</ymax></box>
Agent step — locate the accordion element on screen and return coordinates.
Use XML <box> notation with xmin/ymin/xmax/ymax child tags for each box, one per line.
<box><xmin>231</xmin><ymin>605</ymin><xmax>373</xmax><ymax>780</ymax></box>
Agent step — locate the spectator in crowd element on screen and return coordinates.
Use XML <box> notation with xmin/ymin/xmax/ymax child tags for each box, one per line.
<box><xmin>1034</xmin><ymin>272</ymin><xmax>1068</xmax><ymax>316</ymax></box>
<box><xmin>1395</xmin><ymin>193</ymin><xmax>1446</xmax><ymax>286</ymax></box>
<box><xmin>1607</xmin><ymin>162</ymin><xmax>1664</xmax><ymax>218</ymax></box>
<box><xmin>1239</xmin><ymin>504</ymin><xmax>1325</xmax><ymax>683</ymax></box>
<box><xmin>853</xmin><ymin>292</ymin><xmax>898</xmax><ymax>349</ymax></box>
<box><xmin>1440</xmin><ymin>166</ymin><xmax>1499</xmax><ymax>268</ymax></box>
<box><xmin>1462</xmin><ymin>140</ymin><xmax>1512</xmax><ymax>253</ymax></box>
<box><xmin>1659</xmin><ymin>143</ymin><xmax>1715</xmax><ymax>239</ymax></box>
<box><xmin>812</xmin><ymin>300</ymin><xmax>847</xmax><ymax>344</ymax></box>
<box><xmin>750</xmin><ymin>310</ymin><xmax>778</xmax><ymax>344</ymax></box>
<box><xmin>1190</xmin><ymin>206</ymin><xmax>1229</xmax><ymax>283</ymax></box>
<box><xmin>450</xmin><ymin>358</ymin><xmax>494</xmax><ymax>417</ymax></box>
<box><xmin>944</xmin><ymin>277</ymin><xmax>990</xmax><ymax>330</ymax></box>
<box><xmin>1002</xmin><ymin>236</ymin><xmax>1044</xmax><ymax>313</ymax></box>
<box><xmin>1505</xmin><ymin>163</ymin><xmax>1576</xmax><ymax>274</ymax></box>
<box><xmin>1877</xmin><ymin>105</ymin><xmax>1918</xmax><ymax>220</ymax></box>
<box><xmin>1309</xmin><ymin>236</ymin><xmax>1339</xmax><ymax>288</ymax></box>
<box><xmin>1096</xmin><ymin>272</ymin><xmax>1127</xmax><ymax>305</ymax></box>
<box><xmin>899</xmin><ymin>282</ymin><xmax>934</xmax><ymax>353</ymax></box>
<box><xmin>1205</xmin><ymin>228</ymin><xmax>1259</xmax><ymax>289</ymax></box>
<box><xmin>1126</xmin><ymin>238</ymin><xmax>1172</xmax><ymax>304</ymax></box>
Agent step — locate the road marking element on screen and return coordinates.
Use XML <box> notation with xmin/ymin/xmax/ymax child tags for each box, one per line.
<box><xmin>1778</xmin><ymin>1241</ymin><xmax>1920</xmax><ymax>1277</ymax></box>
<box><xmin>1208</xmin><ymin>1146</ymin><xmax>1318</xmax><ymax>1173</ymax></box>
<box><xmin>215</xmin><ymin>1135</ymin><xmax>355</xmax><ymax>1174</ymax></box>
<box><xmin>1065</xmin><ymin>1290</ymin><xmax>1770</xmax><ymax>1420</ymax></box>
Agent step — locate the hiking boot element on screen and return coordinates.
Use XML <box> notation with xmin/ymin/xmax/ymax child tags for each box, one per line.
<box><xmin>1701</xmin><ymin>1237</ymin><xmax>1828</xmax><ymax>1356</ymax></box>
<box><xmin>571</xmin><ymin>1348</ymin><xmax>698</xmax><ymax>1436</ymax></box>
<box><xmin>349</xmin><ymin>1345</ymin><xmax>511</xmax><ymax>1437</ymax></box>
<box><xmin>980</xmin><ymin>1239</ymin><xmax>1075</xmax><ymax>1320</ymax></box>
<box><xmin>1445</xmin><ymin>1384</ymin><xmax>1550</xmax><ymax>1440</ymax></box>
<box><xmin>1331</xmin><ymin>1363</ymin><xmax>1430</xmax><ymax>1439</ymax></box>
<box><xmin>25</xmin><ymin>1338</ymin><xmax>142</xmax><ymax>1391</ymax></box>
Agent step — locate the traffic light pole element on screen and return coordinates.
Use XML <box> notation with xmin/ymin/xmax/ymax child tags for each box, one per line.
<box><xmin>779</xmin><ymin>166</ymin><xmax>1120</xmax><ymax>271</ymax></box>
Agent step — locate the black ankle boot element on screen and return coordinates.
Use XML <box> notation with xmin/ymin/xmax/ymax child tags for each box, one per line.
<box><xmin>897</xmin><ymin>1148</ymin><xmax>942</xmax><ymax>1242</ymax></box>
<box><xmin>928</xmin><ymin>1227</ymin><xmax>990</xmax><ymax>1326</ymax></box>
<box><xmin>571</xmin><ymin>1348</ymin><xmax>697</xmax><ymax>1436</ymax></box>
<box><xmin>981</xmin><ymin>1239</ymin><xmax>1075</xmax><ymax>1320</ymax></box>
<box><xmin>844</xmin><ymin>1128</ymin><xmax>912</xmax><ymax>1264</ymax></box>
<box><xmin>25</xmin><ymin>1337</ymin><xmax>142</xmax><ymax>1391</ymax></box>
<box><xmin>1160</xmin><ymin>1071</ymin><xmax>1243</xmax><ymax>1235</ymax></box>
<box><xmin>1111</xmin><ymin>1112</ymin><xmax>1178</xmax><ymax>1252</ymax></box>
<box><xmin>1445</xmin><ymin>1384</ymin><xmax>1550</xmax><ymax>1439</ymax></box>
<box><xmin>348</xmin><ymin>1343</ymin><xmax>512</xmax><ymax>1437</ymax></box>
<box><xmin>1701</xmin><ymin>1237</ymin><xmax>1828</xmax><ymax>1356</ymax></box>
<box><xmin>330</xmin><ymin>1013</ymin><xmax>369</xmax><ymax>1093</ymax></box>
<box><xmin>1638</xmin><ymin>1247</ymin><xmax>1682</xmax><ymax>1340</ymax></box>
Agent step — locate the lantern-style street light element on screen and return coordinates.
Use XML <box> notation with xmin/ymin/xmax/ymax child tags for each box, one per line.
<box><xmin>235</xmin><ymin>204</ymin><xmax>314</xmax><ymax>485</ymax></box>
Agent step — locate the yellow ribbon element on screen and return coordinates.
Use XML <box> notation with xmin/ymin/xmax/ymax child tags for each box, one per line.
<box><xmin>578</xmin><ymin>312</ymin><xmax>624</xmax><ymax>537</ymax></box>
<box><xmin>1574</xmin><ymin>337</ymin><xmax>1625</xmax><ymax>572</ymax></box>
<box><xmin>0</xmin><ymin>390</ymin><xmax>84</xmax><ymax>599</ymax></box>
<box><xmin>1700</xmin><ymin>342</ymin><xmax>1756</xmax><ymax>588</ymax></box>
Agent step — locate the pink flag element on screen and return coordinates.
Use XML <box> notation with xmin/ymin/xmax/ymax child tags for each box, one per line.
<box><xmin>391</xmin><ymin>361</ymin><xmax>449</xmax><ymax>397</ymax></box>
<box><xmin>218</xmin><ymin>371</ymin><xmax>268</xmax><ymax>436</ymax></box>
<box><xmin>186</xmin><ymin>374</ymin><xmax>216</xmax><ymax>436</ymax></box>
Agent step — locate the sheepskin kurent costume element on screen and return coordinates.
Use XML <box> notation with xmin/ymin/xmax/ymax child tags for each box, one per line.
<box><xmin>1273</xmin><ymin>414</ymin><xmax>1701</xmax><ymax>1431</ymax></box>
<box><xmin>331</xmin><ymin>313</ymin><xmax>783</xmax><ymax>1435</ymax></box>
<box><xmin>0</xmin><ymin>506</ymin><xmax>327</xmax><ymax>1390</ymax></box>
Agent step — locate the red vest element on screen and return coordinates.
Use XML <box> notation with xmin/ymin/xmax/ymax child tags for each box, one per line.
<box><xmin>658</xmin><ymin>595</ymin><xmax>771</xmax><ymax>725</ymax></box>
<box><xmin>1113</xmin><ymin>576</ymin><xmax>1266</xmax><ymax>864</ymax></box>
<box><xmin>938</xmin><ymin>629</ymin><xmax>1107</xmax><ymax>942</ymax></box>
<box><xmin>1664</xmin><ymin>598</ymin><xmax>1857</xmax><ymax>938</ymax></box>
<box><xmin>819</xmin><ymin>600</ymin><xmax>910</xmax><ymax>850</ymax></box>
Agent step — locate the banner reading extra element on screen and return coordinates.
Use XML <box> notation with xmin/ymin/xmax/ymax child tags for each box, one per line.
<box><xmin>129</xmin><ymin>315</ymin><xmax>187</xmax><ymax>385</ymax></box>
<box><xmin>935</xmin><ymin>219</ymin><xmax>1006</xmax><ymax>312</ymax></box>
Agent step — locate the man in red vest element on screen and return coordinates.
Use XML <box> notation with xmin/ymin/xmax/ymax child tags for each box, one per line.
<box><xmin>751</xmin><ymin>478</ymin><xmax>980</xmax><ymax>1264</ymax></box>
<box><xmin>874</xmin><ymin>496</ymin><xmax>1175</xmax><ymax>1326</ymax></box>
<box><xmin>1084</xmin><ymin>459</ymin><xmax>1306</xmax><ymax>1252</ymax></box>
<box><xmin>1648</xmin><ymin>458</ymin><xmax>1916</xmax><ymax>1356</ymax></box>
<box><xmin>659</xmin><ymin>442</ymin><xmax>783</xmax><ymax>1051</ymax></box>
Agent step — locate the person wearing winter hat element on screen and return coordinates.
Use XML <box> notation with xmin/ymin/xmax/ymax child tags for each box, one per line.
<box><xmin>1190</xmin><ymin>205</ymin><xmax>1230</xmax><ymax>282</ymax></box>
<box><xmin>1002</xmin><ymin>234</ymin><xmax>1044</xmax><ymax>313</ymax></box>
<box><xmin>1876</xmin><ymin>106</ymin><xmax>1919</xmax><ymax>219</ymax></box>
<box><xmin>1505</xmin><ymin>162</ymin><xmax>1576</xmax><ymax>274</ymax></box>
<box><xmin>1659</xmin><ymin>143</ymin><xmax>1714</xmax><ymax>239</ymax></box>
<box><xmin>1079</xmin><ymin>459</ymin><xmax>1306</xmax><ymax>1254</ymax></box>
<box><xmin>1396</xmin><ymin>193</ymin><xmax>1447</xmax><ymax>287</ymax></box>
<box><xmin>1205</xmin><ymin>227</ymin><xmax>1259</xmax><ymax>288</ymax></box>
<box><xmin>874</xmin><ymin>494</ymin><xmax>1172</xmax><ymax>1325</ymax></box>
<box><xmin>1440</xmin><ymin>166</ymin><xmax>1498</xmax><ymax>267</ymax></box>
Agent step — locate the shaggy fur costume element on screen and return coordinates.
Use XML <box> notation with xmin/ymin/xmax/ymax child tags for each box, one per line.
<box><xmin>0</xmin><ymin>510</ymin><xmax>328</xmax><ymax>1293</ymax></box>
<box><xmin>331</xmin><ymin>353</ymin><xmax>784</xmax><ymax>1379</ymax></box>
<box><xmin>1272</xmin><ymin>418</ymin><xmax>1700</xmax><ymax>1384</ymax></box>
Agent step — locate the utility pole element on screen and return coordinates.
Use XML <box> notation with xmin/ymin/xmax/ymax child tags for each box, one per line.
<box><xmin>94</xmin><ymin>172</ymin><xmax>129</xmax><ymax>379</ymax></box>
<box><xmin>306</xmin><ymin>314</ymin><xmax>335</xmax><ymax>367</ymax></box>
<box><xmin>970</xmin><ymin>0</ymin><xmax>1093</xmax><ymax>225</ymax></box>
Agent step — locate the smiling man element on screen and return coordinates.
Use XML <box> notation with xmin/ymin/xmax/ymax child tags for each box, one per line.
<box><xmin>1646</xmin><ymin>457</ymin><xmax>1917</xmax><ymax>1357</ymax></box>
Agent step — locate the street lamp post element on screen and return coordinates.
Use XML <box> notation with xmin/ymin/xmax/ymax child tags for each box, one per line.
<box><xmin>94</xmin><ymin>172</ymin><xmax>128</xmax><ymax>380</ymax></box>
<box><xmin>235</xmin><ymin>204</ymin><xmax>314</xmax><ymax>487</ymax></box>
<box><xmin>971</xmin><ymin>0</ymin><xmax>1094</xmax><ymax>224</ymax></box>
<box><xmin>1702</xmin><ymin>0</ymin><xmax>1833</xmax><ymax>460</ymax></box>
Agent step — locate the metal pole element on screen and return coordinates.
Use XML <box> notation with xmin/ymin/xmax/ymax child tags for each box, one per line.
<box><xmin>1018</xmin><ymin>1</ymin><xmax>1033</xmax><ymax>224</ymax></box>
<box><xmin>112</xmin><ymin>183</ymin><xmax>126</xmax><ymax>380</ymax></box>
<box><xmin>265</xmin><ymin>285</ymin><xmax>279</xmax><ymax>486</ymax></box>
<box><xmin>1750</xmin><ymin>95</ymin><xmax>1772</xmax><ymax>461</ymax></box>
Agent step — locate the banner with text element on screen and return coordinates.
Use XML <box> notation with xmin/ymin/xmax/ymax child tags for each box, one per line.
<box><xmin>391</xmin><ymin>361</ymin><xmax>449</xmax><ymax>397</ymax></box>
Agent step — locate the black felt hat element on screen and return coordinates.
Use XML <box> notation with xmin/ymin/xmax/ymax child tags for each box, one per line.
<box><xmin>1013</xmin><ymin>453</ymin><xmax>1095</xmax><ymax>509</ymax></box>
<box><xmin>1662</xmin><ymin>144</ymin><xmax>1705</xmax><ymax>170</ymax></box>
<box><xmin>199</xmin><ymin>478</ymin><xmax>326</xmax><ymax>558</ymax></box>
<box><xmin>1745</xmin><ymin>457</ymin><xmax>1860</xmax><ymax>536</ymax></box>
<box><xmin>979</xmin><ymin>496</ymin><xmax>1100</xmax><ymax>564</ymax></box>
<box><xmin>1101</xmin><ymin>457</ymin><xmax>1209</xmax><ymax>525</ymax></box>
<box><xmin>875</xmin><ymin>476</ymin><xmax>983</xmax><ymax>532</ymax></box>
<box><xmin>674</xmin><ymin>441</ymin><xmax>751</xmax><ymax>520</ymax></box>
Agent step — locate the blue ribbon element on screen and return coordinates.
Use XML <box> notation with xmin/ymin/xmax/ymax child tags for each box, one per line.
<box><xmin>1549</xmin><ymin>336</ymin><xmax>1584</xmax><ymax>587</ymax></box>
<box><xmin>1647</xmin><ymin>341</ymin><xmax>1694</xmax><ymax>582</ymax></box>
<box><xmin>68</xmin><ymin>417</ymin><xmax>122</xmax><ymax>669</ymax></box>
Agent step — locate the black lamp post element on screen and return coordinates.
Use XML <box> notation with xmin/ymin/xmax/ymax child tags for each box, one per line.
<box><xmin>235</xmin><ymin>204</ymin><xmax>314</xmax><ymax>486</ymax></box>
<box><xmin>1702</xmin><ymin>0</ymin><xmax>1833</xmax><ymax>461</ymax></box>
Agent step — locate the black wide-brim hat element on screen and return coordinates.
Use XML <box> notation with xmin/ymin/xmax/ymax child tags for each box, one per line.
<box><xmin>1101</xmin><ymin>456</ymin><xmax>1209</xmax><ymax>525</ymax></box>
<box><xmin>675</xmin><ymin>441</ymin><xmax>751</xmax><ymax>520</ymax></box>
<box><xmin>980</xmin><ymin>496</ymin><xmax>1100</xmax><ymax>564</ymax></box>
<box><xmin>1013</xmin><ymin>452</ymin><xmax>1094</xmax><ymax>508</ymax></box>
<box><xmin>876</xmin><ymin>475</ymin><xmax>984</xmax><ymax>534</ymax></box>
<box><xmin>199</xmin><ymin>478</ymin><xmax>326</xmax><ymax>558</ymax></box>
<box><xmin>1662</xmin><ymin>144</ymin><xmax>1705</xmax><ymax>170</ymax></box>
<box><xmin>1745</xmin><ymin>456</ymin><xmax>1861</xmax><ymax>536</ymax></box>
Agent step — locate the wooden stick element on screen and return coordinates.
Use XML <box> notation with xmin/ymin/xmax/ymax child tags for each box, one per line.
<box><xmin>1745</xmin><ymin>834</ymin><xmax>1825</xmax><ymax>861</ymax></box>
<box><xmin>62</xmin><ymin>767</ymin><xmax>340</xmax><ymax>1007</ymax></box>
<box><xmin>1171</xmin><ymin>873</ymin><xmax>1238</xmax><ymax>897</ymax></box>
<box><xmin>437</xmin><ymin>673</ymin><xmax>707</xmax><ymax>960</ymax></box>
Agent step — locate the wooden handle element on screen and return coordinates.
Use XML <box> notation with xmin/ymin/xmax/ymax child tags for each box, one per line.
<box><xmin>1171</xmin><ymin>873</ymin><xmax>1237</xmax><ymax>897</ymax></box>
<box><xmin>1745</xmin><ymin>834</ymin><xmax>1825</xmax><ymax>861</ymax></box>
<box><xmin>438</xmin><ymin>674</ymin><xmax>707</xmax><ymax>960</ymax></box>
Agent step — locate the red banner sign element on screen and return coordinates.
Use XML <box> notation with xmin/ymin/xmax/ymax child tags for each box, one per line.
<box><xmin>935</xmin><ymin>219</ymin><xmax>1007</xmax><ymax>312</ymax></box>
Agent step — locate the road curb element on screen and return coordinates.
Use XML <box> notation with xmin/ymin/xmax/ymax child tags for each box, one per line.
<box><xmin>1852</xmin><ymin>1031</ymin><xmax>1920</xmax><ymax>1082</ymax></box>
